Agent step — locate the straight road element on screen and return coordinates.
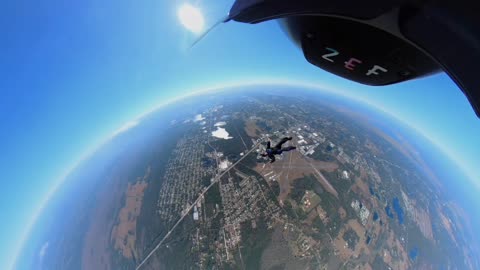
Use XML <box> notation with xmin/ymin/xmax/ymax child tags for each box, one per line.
<box><xmin>135</xmin><ymin>142</ymin><xmax>261</xmax><ymax>270</ymax></box>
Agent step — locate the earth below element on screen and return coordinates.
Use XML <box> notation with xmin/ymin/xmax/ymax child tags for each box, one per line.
<box><xmin>17</xmin><ymin>86</ymin><xmax>479</xmax><ymax>270</ymax></box>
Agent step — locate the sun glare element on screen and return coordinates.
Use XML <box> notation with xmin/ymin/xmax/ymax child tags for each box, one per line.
<box><xmin>178</xmin><ymin>4</ymin><xmax>205</xmax><ymax>34</ymax></box>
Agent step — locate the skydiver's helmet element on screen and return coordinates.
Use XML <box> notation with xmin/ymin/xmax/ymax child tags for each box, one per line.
<box><xmin>226</xmin><ymin>0</ymin><xmax>480</xmax><ymax>117</ymax></box>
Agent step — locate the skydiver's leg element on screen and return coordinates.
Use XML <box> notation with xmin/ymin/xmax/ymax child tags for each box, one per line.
<box><xmin>274</xmin><ymin>137</ymin><xmax>293</xmax><ymax>149</ymax></box>
<box><xmin>281</xmin><ymin>146</ymin><xmax>297</xmax><ymax>152</ymax></box>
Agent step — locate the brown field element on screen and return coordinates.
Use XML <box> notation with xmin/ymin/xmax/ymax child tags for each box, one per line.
<box><xmin>438</xmin><ymin>208</ymin><xmax>457</xmax><ymax>245</ymax></box>
<box><xmin>338</xmin><ymin>207</ymin><xmax>347</xmax><ymax>220</ymax></box>
<box><xmin>410</xmin><ymin>203</ymin><xmax>434</xmax><ymax>241</ymax></box>
<box><xmin>382</xmin><ymin>248</ymin><xmax>393</xmax><ymax>265</ymax></box>
<box><xmin>333</xmin><ymin>219</ymin><xmax>367</xmax><ymax>260</ymax></box>
<box><xmin>316</xmin><ymin>205</ymin><xmax>329</xmax><ymax>224</ymax></box>
<box><xmin>304</xmin><ymin>208</ymin><xmax>319</xmax><ymax>225</ymax></box>
<box><xmin>81</xmin><ymin>172</ymin><xmax>127</xmax><ymax>270</ymax></box>
<box><xmin>384</xmin><ymin>230</ymin><xmax>409</xmax><ymax>270</ymax></box>
<box><xmin>81</xmin><ymin>165</ymin><xmax>151</xmax><ymax>270</ymax></box>
<box><xmin>352</xmin><ymin>177</ymin><xmax>370</xmax><ymax>199</ymax></box>
<box><xmin>332</xmin><ymin>217</ymin><xmax>412</xmax><ymax>270</ymax></box>
<box><xmin>111</xmin><ymin>180</ymin><xmax>148</xmax><ymax>259</ymax></box>
<box><xmin>244</xmin><ymin>119</ymin><xmax>261</xmax><ymax>138</ymax></box>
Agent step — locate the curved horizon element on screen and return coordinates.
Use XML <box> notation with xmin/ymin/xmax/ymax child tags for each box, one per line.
<box><xmin>11</xmin><ymin>80</ymin><xmax>478</xmax><ymax>270</ymax></box>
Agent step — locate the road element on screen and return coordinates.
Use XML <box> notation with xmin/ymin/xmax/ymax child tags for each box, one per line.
<box><xmin>135</xmin><ymin>141</ymin><xmax>261</xmax><ymax>270</ymax></box>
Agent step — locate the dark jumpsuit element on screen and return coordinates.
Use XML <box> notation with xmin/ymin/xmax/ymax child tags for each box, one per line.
<box><xmin>263</xmin><ymin>137</ymin><xmax>296</xmax><ymax>163</ymax></box>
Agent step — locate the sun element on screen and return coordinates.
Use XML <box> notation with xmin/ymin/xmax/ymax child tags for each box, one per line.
<box><xmin>178</xmin><ymin>3</ymin><xmax>205</xmax><ymax>34</ymax></box>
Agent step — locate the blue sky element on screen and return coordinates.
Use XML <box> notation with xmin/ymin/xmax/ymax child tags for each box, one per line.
<box><xmin>1</xmin><ymin>0</ymin><xmax>479</xmax><ymax>269</ymax></box>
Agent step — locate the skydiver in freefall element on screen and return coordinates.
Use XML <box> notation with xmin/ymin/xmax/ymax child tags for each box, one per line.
<box><xmin>261</xmin><ymin>136</ymin><xmax>297</xmax><ymax>163</ymax></box>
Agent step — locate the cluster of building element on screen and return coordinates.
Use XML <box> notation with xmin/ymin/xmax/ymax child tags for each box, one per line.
<box><xmin>283</xmin><ymin>223</ymin><xmax>319</xmax><ymax>258</ymax></box>
<box><xmin>291</xmin><ymin>125</ymin><xmax>325</xmax><ymax>157</ymax></box>
<box><xmin>351</xmin><ymin>200</ymin><xmax>371</xmax><ymax>226</ymax></box>
<box><xmin>218</xmin><ymin>170</ymin><xmax>282</xmax><ymax>259</ymax></box>
<box><xmin>157</xmin><ymin>132</ymin><xmax>211</xmax><ymax>227</ymax></box>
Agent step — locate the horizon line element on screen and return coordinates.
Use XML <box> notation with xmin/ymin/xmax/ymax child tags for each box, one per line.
<box><xmin>10</xmin><ymin>78</ymin><xmax>478</xmax><ymax>270</ymax></box>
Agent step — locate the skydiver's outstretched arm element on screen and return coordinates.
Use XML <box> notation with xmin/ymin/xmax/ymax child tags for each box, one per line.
<box><xmin>281</xmin><ymin>146</ymin><xmax>296</xmax><ymax>152</ymax></box>
<box><xmin>266</xmin><ymin>141</ymin><xmax>271</xmax><ymax>149</ymax></box>
<box><xmin>269</xmin><ymin>155</ymin><xmax>275</xmax><ymax>163</ymax></box>
<box><xmin>274</xmin><ymin>137</ymin><xmax>292</xmax><ymax>149</ymax></box>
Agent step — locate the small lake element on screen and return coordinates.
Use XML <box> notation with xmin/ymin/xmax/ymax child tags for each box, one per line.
<box><xmin>393</xmin><ymin>197</ymin><xmax>404</xmax><ymax>224</ymax></box>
